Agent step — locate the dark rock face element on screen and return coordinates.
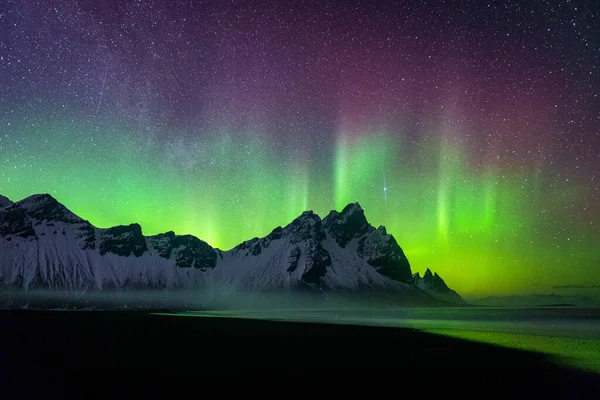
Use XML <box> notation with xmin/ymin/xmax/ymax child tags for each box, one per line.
<box><xmin>413</xmin><ymin>268</ymin><xmax>465</xmax><ymax>304</ymax></box>
<box><xmin>0</xmin><ymin>204</ymin><xmax>36</xmax><ymax>239</ymax></box>
<box><xmin>171</xmin><ymin>235</ymin><xmax>217</xmax><ymax>270</ymax></box>
<box><xmin>424</xmin><ymin>269</ymin><xmax>433</xmax><ymax>280</ymax></box>
<box><xmin>99</xmin><ymin>224</ymin><xmax>147</xmax><ymax>257</ymax></box>
<box><xmin>76</xmin><ymin>224</ymin><xmax>96</xmax><ymax>250</ymax></box>
<box><xmin>283</xmin><ymin>212</ymin><xmax>331</xmax><ymax>285</ymax></box>
<box><xmin>266</xmin><ymin>226</ymin><xmax>283</xmax><ymax>241</ymax></box>
<box><xmin>148</xmin><ymin>231</ymin><xmax>177</xmax><ymax>258</ymax></box>
<box><xmin>356</xmin><ymin>226</ymin><xmax>412</xmax><ymax>283</ymax></box>
<box><xmin>323</xmin><ymin>203</ymin><xmax>369</xmax><ymax>248</ymax></box>
<box><xmin>18</xmin><ymin>194</ymin><xmax>84</xmax><ymax>224</ymax></box>
<box><xmin>287</xmin><ymin>211</ymin><xmax>325</xmax><ymax>243</ymax></box>
<box><xmin>1</xmin><ymin>194</ymin><xmax>89</xmax><ymax>241</ymax></box>
<box><xmin>323</xmin><ymin>203</ymin><xmax>412</xmax><ymax>284</ymax></box>
<box><xmin>251</xmin><ymin>241</ymin><xmax>262</xmax><ymax>256</ymax></box>
<box><xmin>417</xmin><ymin>268</ymin><xmax>452</xmax><ymax>292</ymax></box>
<box><xmin>0</xmin><ymin>195</ymin><xmax>12</xmax><ymax>208</ymax></box>
<box><xmin>301</xmin><ymin>242</ymin><xmax>331</xmax><ymax>285</ymax></box>
<box><xmin>147</xmin><ymin>232</ymin><xmax>217</xmax><ymax>270</ymax></box>
<box><xmin>232</xmin><ymin>237</ymin><xmax>261</xmax><ymax>257</ymax></box>
<box><xmin>287</xmin><ymin>247</ymin><xmax>301</xmax><ymax>273</ymax></box>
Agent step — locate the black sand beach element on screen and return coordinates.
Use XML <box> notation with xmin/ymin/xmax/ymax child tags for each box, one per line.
<box><xmin>1</xmin><ymin>310</ymin><xmax>599</xmax><ymax>398</ymax></box>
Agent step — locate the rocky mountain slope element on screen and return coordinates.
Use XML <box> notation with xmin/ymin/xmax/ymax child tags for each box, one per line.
<box><xmin>0</xmin><ymin>193</ymin><xmax>464</xmax><ymax>305</ymax></box>
<box><xmin>413</xmin><ymin>269</ymin><xmax>466</xmax><ymax>304</ymax></box>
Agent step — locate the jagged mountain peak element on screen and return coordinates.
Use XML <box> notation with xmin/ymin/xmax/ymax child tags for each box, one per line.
<box><xmin>15</xmin><ymin>193</ymin><xmax>84</xmax><ymax>224</ymax></box>
<box><xmin>298</xmin><ymin>209</ymin><xmax>319</xmax><ymax>218</ymax></box>
<box><xmin>356</xmin><ymin>226</ymin><xmax>412</xmax><ymax>283</ymax></box>
<box><xmin>420</xmin><ymin>268</ymin><xmax>447</xmax><ymax>288</ymax></box>
<box><xmin>157</xmin><ymin>230</ymin><xmax>176</xmax><ymax>238</ymax></box>
<box><xmin>0</xmin><ymin>194</ymin><xmax>464</xmax><ymax>304</ymax></box>
<box><xmin>289</xmin><ymin>210</ymin><xmax>321</xmax><ymax>227</ymax></box>
<box><xmin>376</xmin><ymin>225</ymin><xmax>387</xmax><ymax>235</ymax></box>
<box><xmin>286</xmin><ymin>210</ymin><xmax>324</xmax><ymax>243</ymax></box>
<box><xmin>222</xmin><ymin>202</ymin><xmax>412</xmax><ymax>287</ymax></box>
<box><xmin>413</xmin><ymin>268</ymin><xmax>466</xmax><ymax>305</ymax></box>
<box><xmin>323</xmin><ymin>202</ymin><xmax>364</xmax><ymax>222</ymax></box>
<box><xmin>323</xmin><ymin>202</ymin><xmax>369</xmax><ymax>248</ymax></box>
<box><xmin>340</xmin><ymin>202</ymin><xmax>364</xmax><ymax>215</ymax></box>
<box><xmin>17</xmin><ymin>193</ymin><xmax>58</xmax><ymax>208</ymax></box>
<box><xmin>0</xmin><ymin>195</ymin><xmax>13</xmax><ymax>208</ymax></box>
<box><xmin>231</xmin><ymin>209</ymin><xmax>326</xmax><ymax>259</ymax></box>
<box><xmin>99</xmin><ymin>223</ymin><xmax>147</xmax><ymax>257</ymax></box>
<box><xmin>146</xmin><ymin>231</ymin><xmax>217</xmax><ymax>270</ymax></box>
<box><xmin>1</xmin><ymin>192</ymin><xmax>83</xmax><ymax>239</ymax></box>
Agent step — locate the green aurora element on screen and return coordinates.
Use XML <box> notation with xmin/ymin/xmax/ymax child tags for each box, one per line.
<box><xmin>3</xmin><ymin>0</ymin><xmax>599</xmax><ymax>299</ymax></box>
<box><xmin>2</xmin><ymin>116</ymin><xmax>597</xmax><ymax>298</ymax></box>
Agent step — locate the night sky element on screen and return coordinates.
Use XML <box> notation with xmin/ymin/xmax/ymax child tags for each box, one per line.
<box><xmin>1</xmin><ymin>0</ymin><xmax>599</xmax><ymax>297</ymax></box>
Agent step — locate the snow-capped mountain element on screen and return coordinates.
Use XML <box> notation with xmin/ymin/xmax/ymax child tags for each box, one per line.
<box><xmin>413</xmin><ymin>269</ymin><xmax>466</xmax><ymax>304</ymax></box>
<box><xmin>0</xmin><ymin>193</ymin><xmax>462</xmax><ymax>304</ymax></box>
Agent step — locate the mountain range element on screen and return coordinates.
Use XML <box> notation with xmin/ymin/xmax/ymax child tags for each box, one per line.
<box><xmin>0</xmin><ymin>193</ymin><xmax>464</xmax><ymax>306</ymax></box>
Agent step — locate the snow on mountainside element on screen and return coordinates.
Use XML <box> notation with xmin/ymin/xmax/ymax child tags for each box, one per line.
<box><xmin>0</xmin><ymin>193</ymin><xmax>462</xmax><ymax>304</ymax></box>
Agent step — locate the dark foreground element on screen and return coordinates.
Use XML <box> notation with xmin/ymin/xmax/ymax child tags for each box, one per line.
<box><xmin>1</xmin><ymin>311</ymin><xmax>599</xmax><ymax>398</ymax></box>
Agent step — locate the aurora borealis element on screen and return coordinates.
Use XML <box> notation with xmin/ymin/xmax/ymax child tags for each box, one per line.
<box><xmin>1</xmin><ymin>0</ymin><xmax>599</xmax><ymax>297</ymax></box>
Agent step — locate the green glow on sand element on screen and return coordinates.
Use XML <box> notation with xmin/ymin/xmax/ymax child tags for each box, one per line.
<box><xmin>155</xmin><ymin>309</ymin><xmax>600</xmax><ymax>373</ymax></box>
<box><xmin>427</xmin><ymin>328</ymin><xmax>600</xmax><ymax>373</ymax></box>
<box><xmin>2</xmin><ymin>116</ymin><xmax>598</xmax><ymax>297</ymax></box>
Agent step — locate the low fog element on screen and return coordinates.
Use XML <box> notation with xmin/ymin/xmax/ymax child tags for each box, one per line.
<box><xmin>0</xmin><ymin>287</ymin><xmax>421</xmax><ymax>311</ymax></box>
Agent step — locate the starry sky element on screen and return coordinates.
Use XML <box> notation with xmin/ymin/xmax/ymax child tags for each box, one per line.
<box><xmin>1</xmin><ymin>0</ymin><xmax>599</xmax><ymax>297</ymax></box>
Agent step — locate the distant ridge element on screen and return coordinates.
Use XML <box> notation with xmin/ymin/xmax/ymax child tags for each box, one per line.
<box><xmin>473</xmin><ymin>294</ymin><xmax>599</xmax><ymax>308</ymax></box>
